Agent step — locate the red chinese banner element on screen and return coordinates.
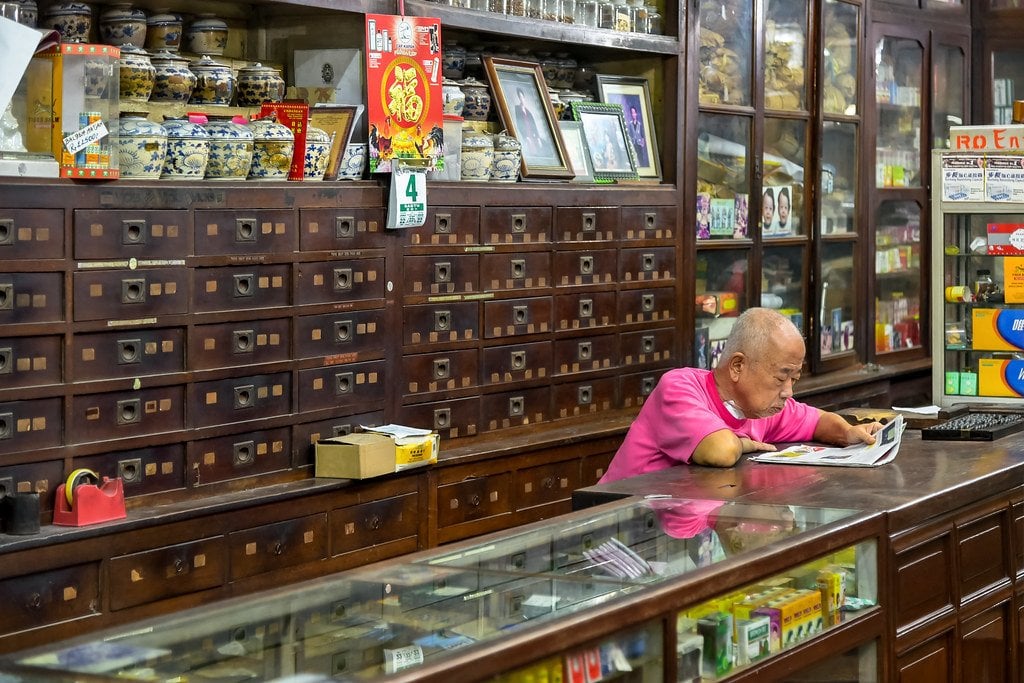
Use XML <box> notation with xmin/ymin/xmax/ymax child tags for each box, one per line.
<box><xmin>365</xmin><ymin>14</ymin><xmax>443</xmax><ymax>173</ymax></box>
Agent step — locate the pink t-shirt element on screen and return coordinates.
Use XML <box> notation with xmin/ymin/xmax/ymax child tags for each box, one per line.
<box><xmin>600</xmin><ymin>367</ymin><xmax>821</xmax><ymax>483</ymax></box>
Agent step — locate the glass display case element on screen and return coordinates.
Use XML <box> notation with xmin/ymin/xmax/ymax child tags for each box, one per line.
<box><xmin>874</xmin><ymin>199</ymin><xmax>924</xmax><ymax>353</ymax></box>
<box><xmin>873</xmin><ymin>33</ymin><xmax>923</xmax><ymax>189</ymax></box>
<box><xmin>0</xmin><ymin>497</ymin><xmax>882</xmax><ymax>682</ymax></box>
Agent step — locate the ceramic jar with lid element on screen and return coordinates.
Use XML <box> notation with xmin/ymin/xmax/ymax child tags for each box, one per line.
<box><xmin>303</xmin><ymin>125</ymin><xmax>331</xmax><ymax>181</ymax></box>
<box><xmin>161</xmin><ymin>116</ymin><xmax>209</xmax><ymax>179</ymax></box>
<box><xmin>118</xmin><ymin>45</ymin><xmax>155</xmax><ymax>103</ymax></box>
<box><xmin>490</xmin><ymin>131</ymin><xmax>521</xmax><ymax>182</ymax></box>
<box><xmin>459</xmin><ymin>77</ymin><xmax>490</xmax><ymax>121</ymax></box>
<box><xmin>145</xmin><ymin>9</ymin><xmax>182</xmax><ymax>52</ymax></box>
<box><xmin>183</xmin><ymin>13</ymin><xmax>228</xmax><ymax>56</ymax></box>
<box><xmin>337</xmin><ymin>142</ymin><xmax>367</xmax><ymax>180</ymax></box>
<box><xmin>41</xmin><ymin>2</ymin><xmax>92</xmax><ymax>43</ymax></box>
<box><xmin>460</xmin><ymin>126</ymin><xmax>493</xmax><ymax>181</ymax></box>
<box><xmin>150</xmin><ymin>50</ymin><xmax>195</xmax><ymax>102</ymax></box>
<box><xmin>441</xmin><ymin>41</ymin><xmax>466</xmax><ymax>80</ymax></box>
<box><xmin>442</xmin><ymin>79</ymin><xmax>465</xmax><ymax>117</ymax></box>
<box><xmin>236</xmin><ymin>62</ymin><xmax>286</xmax><ymax>107</ymax></box>
<box><xmin>15</xmin><ymin>0</ymin><xmax>38</xmax><ymax>27</ymax></box>
<box><xmin>247</xmin><ymin>114</ymin><xmax>294</xmax><ymax>180</ymax></box>
<box><xmin>203</xmin><ymin>115</ymin><xmax>253</xmax><ymax>180</ymax></box>
<box><xmin>117</xmin><ymin>112</ymin><xmax>167</xmax><ymax>179</ymax></box>
<box><xmin>189</xmin><ymin>55</ymin><xmax>234</xmax><ymax>105</ymax></box>
<box><xmin>99</xmin><ymin>2</ymin><xmax>146</xmax><ymax>47</ymax></box>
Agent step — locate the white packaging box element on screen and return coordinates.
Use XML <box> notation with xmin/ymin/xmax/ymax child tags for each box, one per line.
<box><xmin>941</xmin><ymin>154</ymin><xmax>985</xmax><ymax>202</ymax></box>
<box><xmin>985</xmin><ymin>155</ymin><xmax>1024</xmax><ymax>202</ymax></box>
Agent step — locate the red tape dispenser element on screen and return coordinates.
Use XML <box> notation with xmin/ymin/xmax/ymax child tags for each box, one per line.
<box><xmin>53</xmin><ymin>469</ymin><xmax>127</xmax><ymax>527</ymax></box>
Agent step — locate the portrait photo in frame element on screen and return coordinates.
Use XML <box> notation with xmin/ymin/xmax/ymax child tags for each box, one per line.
<box><xmin>557</xmin><ymin>120</ymin><xmax>595</xmax><ymax>183</ymax></box>
<box><xmin>570</xmin><ymin>101</ymin><xmax>638</xmax><ymax>182</ymax></box>
<box><xmin>595</xmin><ymin>74</ymin><xmax>661</xmax><ymax>180</ymax></box>
<box><xmin>484</xmin><ymin>56</ymin><xmax>575</xmax><ymax>179</ymax></box>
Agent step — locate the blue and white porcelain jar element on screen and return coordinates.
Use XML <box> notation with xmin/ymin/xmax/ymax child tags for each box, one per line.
<box><xmin>337</xmin><ymin>142</ymin><xmax>367</xmax><ymax>180</ymax></box>
<box><xmin>117</xmin><ymin>113</ymin><xmax>167</xmax><ymax>179</ymax></box>
<box><xmin>248</xmin><ymin>115</ymin><xmax>294</xmax><ymax>180</ymax></box>
<box><xmin>460</xmin><ymin>126</ymin><xmax>493</xmax><ymax>182</ymax></box>
<box><xmin>442</xmin><ymin>78</ymin><xmax>465</xmax><ymax>117</ymax></box>
<box><xmin>183</xmin><ymin>13</ymin><xmax>228</xmax><ymax>56</ymax></box>
<box><xmin>303</xmin><ymin>125</ymin><xmax>331</xmax><ymax>181</ymax></box>
<box><xmin>442</xmin><ymin>41</ymin><xmax>466</xmax><ymax>80</ymax></box>
<box><xmin>145</xmin><ymin>9</ymin><xmax>182</xmax><ymax>53</ymax></box>
<box><xmin>236</xmin><ymin>62</ymin><xmax>286</xmax><ymax>107</ymax></box>
<box><xmin>459</xmin><ymin>77</ymin><xmax>490</xmax><ymax>121</ymax></box>
<box><xmin>15</xmin><ymin>0</ymin><xmax>38</xmax><ymax>27</ymax></box>
<box><xmin>118</xmin><ymin>45</ymin><xmax>155</xmax><ymax>103</ymax></box>
<box><xmin>189</xmin><ymin>55</ymin><xmax>234</xmax><ymax>105</ymax></box>
<box><xmin>203</xmin><ymin>116</ymin><xmax>253</xmax><ymax>180</ymax></box>
<box><xmin>150</xmin><ymin>50</ymin><xmax>195</xmax><ymax>103</ymax></box>
<box><xmin>490</xmin><ymin>131</ymin><xmax>521</xmax><ymax>182</ymax></box>
<box><xmin>41</xmin><ymin>1</ymin><xmax>93</xmax><ymax>43</ymax></box>
<box><xmin>99</xmin><ymin>2</ymin><xmax>146</xmax><ymax>47</ymax></box>
<box><xmin>161</xmin><ymin>117</ymin><xmax>209</xmax><ymax>179</ymax></box>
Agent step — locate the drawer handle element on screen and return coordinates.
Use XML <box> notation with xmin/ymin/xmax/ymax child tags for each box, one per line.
<box><xmin>173</xmin><ymin>559</ymin><xmax>186</xmax><ymax>574</ymax></box>
<box><xmin>542</xmin><ymin>476</ymin><xmax>556</xmax><ymax>490</ymax></box>
<box><xmin>468</xmin><ymin>494</ymin><xmax>481</xmax><ymax>507</ymax></box>
<box><xmin>27</xmin><ymin>593</ymin><xmax>42</xmax><ymax>609</ymax></box>
<box><xmin>368</xmin><ymin>515</ymin><xmax>382</xmax><ymax>530</ymax></box>
<box><xmin>274</xmin><ymin>542</ymin><xmax>284</xmax><ymax>555</ymax></box>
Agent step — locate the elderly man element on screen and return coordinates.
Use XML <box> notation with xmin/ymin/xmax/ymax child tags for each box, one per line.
<box><xmin>601</xmin><ymin>307</ymin><xmax>882</xmax><ymax>482</ymax></box>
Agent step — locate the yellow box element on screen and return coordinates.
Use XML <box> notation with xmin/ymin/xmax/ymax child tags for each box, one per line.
<box><xmin>972</xmin><ymin>308</ymin><xmax>1024</xmax><ymax>351</ymax></box>
<box><xmin>978</xmin><ymin>358</ymin><xmax>1024</xmax><ymax>397</ymax></box>
<box><xmin>315</xmin><ymin>431</ymin><xmax>438</xmax><ymax>479</ymax></box>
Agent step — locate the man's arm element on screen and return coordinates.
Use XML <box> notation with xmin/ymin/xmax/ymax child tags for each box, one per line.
<box><xmin>691</xmin><ymin>429</ymin><xmax>777</xmax><ymax>467</ymax></box>
<box><xmin>812</xmin><ymin>410</ymin><xmax>883</xmax><ymax>446</ymax></box>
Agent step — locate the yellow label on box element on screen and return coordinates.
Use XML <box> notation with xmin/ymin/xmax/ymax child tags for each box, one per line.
<box><xmin>972</xmin><ymin>308</ymin><xmax>1024</xmax><ymax>350</ymax></box>
<box><xmin>1004</xmin><ymin>257</ymin><xmax>1024</xmax><ymax>303</ymax></box>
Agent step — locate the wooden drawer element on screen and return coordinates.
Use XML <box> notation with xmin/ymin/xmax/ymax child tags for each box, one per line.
<box><xmin>299</xmin><ymin>207</ymin><xmax>384</xmax><ymax>251</ymax></box>
<box><xmin>893</xmin><ymin>628</ymin><xmax>954</xmax><ymax>680</ymax></box>
<box><xmin>553</xmin><ymin>206</ymin><xmax>617</xmax><ymax>242</ymax></box>
<box><xmin>479</xmin><ymin>252</ymin><xmax>551</xmax><ymax>290</ymax></box>
<box><xmin>893</xmin><ymin>529</ymin><xmax>955</xmax><ymax>633</ymax></box>
<box><xmin>297</xmin><ymin>360</ymin><xmax>385</xmax><ymax>413</ymax></box>
<box><xmin>397</xmin><ymin>397</ymin><xmax>479</xmax><ymax>440</ymax></box>
<box><xmin>72</xmin><ymin>327</ymin><xmax>185</xmax><ymax>381</ymax></box>
<box><xmin>618</xmin><ymin>286</ymin><xmax>676</xmax><ymax>325</ymax></box>
<box><xmin>552</xmin><ymin>249</ymin><xmax>617</xmax><ymax>288</ymax></box>
<box><xmin>406</xmin><ymin>206</ymin><xmax>480</xmax><ymax>246</ymax></box>
<box><xmin>957</xmin><ymin>507</ymin><xmax>1011</xmax><ymax>602</ymax></box>
<box><xmin>330</xmin><ymin>493</ymin><xmax>419</xmax><ymax>557</ymax></box>
<box><xmin>192</xmin><ymin>264</ymin><xmax>290</xmax><ymax>313</ymax></box>
<box><xmin>553</xmin><ymin>376</ymin><xmax>617</xmax><ymax>419</ymax></box>
<box><xmin>621</xmin><ymin>205</ymin><xmax>676</xmax><ymax>241</ymax></box>
<box><xmin>401</xmin><ymin>349</ymin><xmax>479</xmax><ymax>397</ymax></box>
<box><xmin>553</xmin><ymin>334</ymin><xmax>617</xmax><ymax>375</ymax></box>
<box><xmin>189</xmin><ymin>318</ymin><xmax>290</xmax><ymax>371</ymax></box>
<box><xmin>1013</xmin><ymin>499</ymin><xmax>1023</xmax><ymax>577</ymax></box>
<box><xmin>229</xmin><ymin>513</ymin><xmax>328</xmax><ymax>581</ymax></box>
<box><xmin>482</xmin><ymin>296</ymin><xmax>552</xmax><ymax>338</ymax></box>
<box><xmin>437</xmin><ymin>473</ymin><xmax>511</xmax><ymax>529</ymax></box>
<box><xmin>620</xmin><ymin>327</ymin><xmax>676</xmax><ymax>366</ymax></box>
<box><xmin>193</xmin><ymin>208</ymin><xmax>297</xmax><ymax>256</ymax></box>
<box><xmin>0</xmin><ymin>209</ymin><xmax>64</xmax><ymax>260</ymax></box>
<box><xmin>403</xmin><ymin>254</ymin><xmax>479</xmax><ymax>296</ymax></box>
<box><xmin>0</xmin><ymin>272</ymin><xmax>64</xmax><ymax>324</ymax></box>
<box><xmin>0</xmin><ymin>563</ymin><xmax>99</xmax><ymax>634</ymax></box>
<box><xmin>187</xmin><ymin>427</ymin><xmax>291</xmax><ymax>486</ymax></box>
<box><xmin>74</xmin><ymin>443</ymin><xmax>185</xmax><ymax>498</ymax></box>
<box><xmin>581</xmin><ymin>450</ymin><xmax>616</xmax><ymax>486</ymax></box>
<box><xmin>189</xmin><ymin>373</ymin><xmax>290</xmax><ymax>429</ymax></box>
<box><xmin>619</xmin><ymin>246</ymin><xmax>675</xmax><ymax>282</ymax></box>
<box><xmin>70</xmin><ymin>385</ymin><xmax>184</xmax><ymax>443</ymax></box>
<box><xmin>0</xmin><ymin>335</ymin><xmax>62</xmax><ymax>388</ymax></box>
<box><xmin>73</xmin><ymin>268</ymin><xmax>188</xmax><ymax>322</ymax></box>
<box><xmin>74</xmin><ymin>209</ymin><xmax>189</xmax><ymax>259</ymax></box>
<box><xmin>554</xmin><ymin>291</ymin><xmax>616</xmax><ymax>331</ymax></box>
<box><xmin>403</xmin><ymin>301</ymin><xmax>479</xmax><ymax>345</ymax></box>
<box><xmin>514</xmin><ymin>459</ymin><xmax>581</xmax><ymax>512</ymax></box>
<box><xmin>108</xmin><ymin>537</ymin><xmax>225</xmax><ymax>611</ymax></box>
<box><xmin>295</xmin><ymin>259</ymin><xmax>386</xmax><ymax>306</ymax></box>
<box><xmin>290</xmin><ymin>410</ymin><xmax>386</xmax><ymax>468</ymax></box>
<box><xmin>482</xmin><ymin>341</ymin><xmax>552</xmax><ymax>386</ymax></box>
<box><xmin>481</xmin><ymin>386</ymin><xmax>551</xmax><ymax>432</ymax></box>
<box><xmin>621</xmin><ymin>369</ymin><xmax>666</xmax><ymax>409</ymax></box>
<box><xmin>481</xmin><ymin>206</ymin><xmax>551</xmax><ymax>245</ymax></box>
<box><xmin>295</xmin><ymin>309</ymin><xmax>386</xmax><ymax>361</ymax></box>
<box><xmin>960</xmin><ymin>600</ymin><xmax>1012</xmax><ymax>681</ymax></box>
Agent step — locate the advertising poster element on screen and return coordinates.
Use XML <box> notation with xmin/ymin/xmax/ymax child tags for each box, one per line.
<box><xmin>365</xmin><ymin>14</ymin><xmax>443</xmax><ymax>173</ymax></box>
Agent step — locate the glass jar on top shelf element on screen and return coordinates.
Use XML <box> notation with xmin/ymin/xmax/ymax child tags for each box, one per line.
<box><xmin>697</xmin><ymin>113</ymin><xmax>751</xmax><ymax>241</ymax></box>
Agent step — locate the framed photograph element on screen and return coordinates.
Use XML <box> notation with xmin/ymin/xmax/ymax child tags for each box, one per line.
<box><xmin>310</xmin><ymin>104</ymin><xmax>362</xmax><ymax>180</ymax></box>
<box><xmin>570</xmin><ymin>101</ymin><xmax>638</xmax><ymax>182</ymax></box>
<box><xmin>483</xmin><ymin>56</ymin><xmax>575</xmax><ymax>179</ymax></box>
<box><xmin>595</xmin><ymin>74</ymin><xmax>661</xmax><ymax>180</ymax></box>
<box><xmin>557</xmin><ymin>120</ymin><xmax>595</xmax><ymax>183</ymax></box>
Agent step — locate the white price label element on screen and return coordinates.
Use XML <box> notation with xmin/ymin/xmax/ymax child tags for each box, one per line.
<box><xmin>384</xmin><ymin>644</ymin><xmax>424</xmax><ymax>673</ymax></box>
<box><xmin>387</xmin><ymin>166</ymin><xmax>427</xmax><ymax>229</ymax></box>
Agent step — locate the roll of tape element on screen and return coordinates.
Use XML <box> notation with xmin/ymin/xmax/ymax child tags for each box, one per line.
<box><xmin>65</xmin><ymin>468</ymin><xmax>99</xmax><ymax>508</ymax></box>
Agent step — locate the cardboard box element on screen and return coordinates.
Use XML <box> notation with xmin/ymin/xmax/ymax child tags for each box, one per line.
<box><xmin>315</xmin><ymin>430</ymin><xmax>438</xmax><ymax>479</ymax></box>
<box><xmin>972</xmin><ymin>308</ymin><xmax>1024</xmax><ymax>351</ymax></box>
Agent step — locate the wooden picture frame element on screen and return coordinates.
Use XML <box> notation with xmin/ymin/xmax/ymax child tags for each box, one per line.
<box><xmin>483</xmin><ymin>56</ymin><xmax>575</xmax><ymax>179</ymax></box>
<box><xmin>309</xmin><ymin>104</ymin><xmax>361</xmax><ymax>180</ymax></box>
<box><xmin>570</xmin><ymin>101</ymin><xmax>638</xmax><ymax>182</ymax></box>
<box><xmin>557</xmin><ymin>120</ymin><xmax>595</xmax><ymax>183</ymax></box>
<box><xmin>595</xmin><ymin>74</ymin><xmax>661</xmax><ymax>180</ymax></box>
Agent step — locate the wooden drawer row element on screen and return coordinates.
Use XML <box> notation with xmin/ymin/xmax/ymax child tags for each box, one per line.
<box><xmin>0</xmin><ymin>205</ymin><xmax>677</xmax><ymax>261</ymax></box>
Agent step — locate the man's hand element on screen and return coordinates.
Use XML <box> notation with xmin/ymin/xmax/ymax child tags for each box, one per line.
<box><xmin>739</xmin><ymin>437</ymin><xmax>776</xmax><ymax>453</ymax></box>
<box><xmin>814</xmin><ymin>411</ymin><xmax>884</xmax><ymax>446</ymax></box>
<box><xmin>843</xmin><ymin>421</ymin><xmax>884</xmax><ymax>446</ymax></box>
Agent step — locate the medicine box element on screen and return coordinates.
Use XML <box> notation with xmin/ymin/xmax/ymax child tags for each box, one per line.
<box><xmin>972</xmin><ymin>308</ymin><xmax>1024</xmax><ymax>351</ymax></box>
<box><xmin>315</xmin><ymin>431</ymin><xmax>438</xmax><ymax>479</ymax></box>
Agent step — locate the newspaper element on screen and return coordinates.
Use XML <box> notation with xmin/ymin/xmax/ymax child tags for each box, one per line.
<box><xmin>749</xmin><ymin>415</ymin><xmax>904</xmax><ymax>467</ymax></box>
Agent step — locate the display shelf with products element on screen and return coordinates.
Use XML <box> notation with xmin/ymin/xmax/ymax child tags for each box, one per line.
<box><xmin>0</xmin><ymin>496</ymin><xmax>883</xmax><ymax>682</ymax></box>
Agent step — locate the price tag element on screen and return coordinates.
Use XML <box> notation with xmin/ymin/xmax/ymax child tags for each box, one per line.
<box><xmin>387</xmin><ymin>164</ymin><xmax>427</xmax><ymax>229</ymax></box>
<box><xmin>383</xmin><ymin>644</ymin><xmax>424</xmax><ymax>673</ymax></box>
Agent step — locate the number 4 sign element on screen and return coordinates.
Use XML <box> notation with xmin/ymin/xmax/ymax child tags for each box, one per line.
<box><xmin>386</xmin><ymin>164</ymin><xmax>427</xmax><ymax>229</ymax></box>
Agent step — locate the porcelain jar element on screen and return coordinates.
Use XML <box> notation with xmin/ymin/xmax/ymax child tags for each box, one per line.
<box><xmin>441</xmin><ymin>41</ymin><xmax>466</xmax><ymax>80</ymax></box>
<box><xmin>460</xmin><ymin>127</ymin><xmax>493</xmax><ymax>182</ymax></box>
<box><xmin>41</xmin><ymin>1</ymin><xmax>92</xmax><ymax>43</ymax></box>
<box><xmin>202</xmin><ymin>115</ymin><xmax>253</xmax><ymax>180</ymax></box>
<box><xmin>337</xmin><ymin>142</ymin><xmax>367</xmax><ymax>180</ymax></box>
<box><xmin>490</xmin><ymin>131</ymin><xmax>521</xmax><ymax>182</ymax></box>
<box><xmin>183</xmin><ymin>13</ymin><xmax>227</xmax><ymax>56</ymax></box>
<box><xmin>189</xmin><ymin>55</ymin><xmax>234</xmax><ymax>105</ymax></box>
<box><xmin>236</xmin><ymin>62</ymin><xmax>286</xmax><ymax>107</ymax></box>
<box><xmin>150</xmin><ymin>50</ymin><xmax>195</xmax><ymax>102</ymax></box>
<box><xmin>247</xmin><ymin>114</ymin><xmax>294</xmax><ymax>180</ymax></box>
<box><xmin>118</xmin><ymin>45</ymin><xmax>155</xmax><ymax>103</ymax></box>
<box><xmin>160</xmin><ymin>116</ymin><xmax>209</xmax><ymax>179</ymax></box>
<box><xmin>303</xmin><ymin>125</ymin><xmax>331</xmax><ymax>181</ymax></box>
<box><xmin>98</xmin><ymin>2</ymin><xmax>146</xmax><ymax>47</ymax></box>
<box><xmin>459</xmin><ymin>77</ymin><xmax>490</xmax><ymax>122</ymax></box>
<box><xmin>15</xmin><ymin>0</ymin><xmax>37</xmax><ymax>27</ymax></box>
<box><xmin>117</xmin><ymin>113</ymin><xmax>167</xmax><ymax>179</ymax></box>
<box><xmin>442</xmin><ymin>79</ymin><xmax>465</xmax><ymax>117</ymax></box>
<box><xmin>145</xmin><ymin>9</ymin><xmax>182</xmax><ymax>52</ymax></box>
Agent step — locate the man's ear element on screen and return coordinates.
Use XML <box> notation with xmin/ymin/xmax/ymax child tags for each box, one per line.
<box><xmin>727</xmin><ymin>351</ymin><xmax>746</xmax><ymax>380</ymax></box>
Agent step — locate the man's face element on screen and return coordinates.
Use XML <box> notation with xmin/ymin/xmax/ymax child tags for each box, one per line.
<box><xmin>731</xmin><ymin>331</ymin><xmax>804</xmax><ymax>418</ymax></box>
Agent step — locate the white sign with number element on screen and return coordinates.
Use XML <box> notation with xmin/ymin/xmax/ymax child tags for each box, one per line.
<box><xmin>386</xmin><ymin>165</ymin><xmax>427</xmax><ymax>229</ymax></box>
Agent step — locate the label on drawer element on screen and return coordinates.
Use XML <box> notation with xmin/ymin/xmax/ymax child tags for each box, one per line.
<box><xmin>972</xmin><ymin>308</ymin><xmax>1024</xmax><ymax>350</ymax></box>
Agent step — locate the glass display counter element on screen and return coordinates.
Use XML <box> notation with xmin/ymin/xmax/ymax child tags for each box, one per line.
<box><xmin>0</xmin><ymin>497</ymin><xmax>882</xmax><ymax>682</ymax></box>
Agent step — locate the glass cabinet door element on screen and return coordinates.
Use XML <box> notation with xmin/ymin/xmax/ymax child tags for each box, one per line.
<box><xmin>697</xmin><ymin>113</ymin><xmax>752</xmax><ymax>241</ymax></box>
<box><xmin>764</xmin><ymin>0</ymin><xmax>808</xmax><ymax>112</ymax></box>
<box><xmin>873</xmin><ymin>32</ymin><xmax>924</xmax><ymax>189</ymax></box>
<box><xmin>821</xmin><ymin>0</ymin><xmax>859</xmax><ymax>119</ymax></box>
<box><xmin>931</xmin><ymin>36</ymin><xmax>966</xmax><ymax>149</ymax></box>
<box><xmin>874</xmin><ymin>200</ymin><xmax>924</xmax><ymax>354</ymax></box>
<box><xmin>820</xmin><ymin>241</ymin><xmax>857</xmax><ymax>358</ymax></box>
<box><xmin>696</xmin><ymin>249</ymin><xmax>748</xmax><ymax>366</ymax></box>
<box><xmin>762</xmin><ymin>118</ymin><xmax>807</xmax><ymax>238</ymax></box>
<box><xmin>989</xmin><ymin>44</ymin><xmax>1024</xmax><ymax>124</ymax></box>
<box><xmin>697</xmin><ymin>0</ymin><xmax>753</xmax><ymax>107</ymax></box>
<box><xmin>762</xmin><ymin>245</ymin><xmax>807</xmax><ymax>335</ymax></box>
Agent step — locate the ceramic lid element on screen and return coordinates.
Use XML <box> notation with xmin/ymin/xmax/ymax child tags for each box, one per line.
<box><xmin>306</xmin><ymin>126</ymin><xmax>331</xmax><ymax>143</ymax></box>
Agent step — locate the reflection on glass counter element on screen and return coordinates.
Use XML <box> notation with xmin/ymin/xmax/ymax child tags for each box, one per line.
<box><xmin>0</xmin><ymin>498</ymin><xmax>877</xmax><ymax>682</ymax></box>
<box><xmin>762</xmin><ymin>118</ymin><xmax>806</xmax><ymax>237</ymax></box>
<box><xmin>697</xmin><ymin>114</ymin><xmax>751</xmax><ymax>241</ymax></box>
<box><xmin>821</xmin><ymin>0</ymin><xmax>859</xmax><ymax>117</ymax></box>
<box><xmin>697</xmin><ymin>0</ymin><xmax>753</xmax><ymax>106</ymax></box>
<box><xmin>764</xmin><ymin>0</ymin><xmax>807</xmax><ymax>112</ymax></box>
<box><xmin>874</xmin><ymin>200</ymin><xmax>923</xmax><ymax>353</ymax></box>
<box><xmin>874</xmin><ymin>35</ymin><xmax>923</xmax><ymax>188</ymax></box>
